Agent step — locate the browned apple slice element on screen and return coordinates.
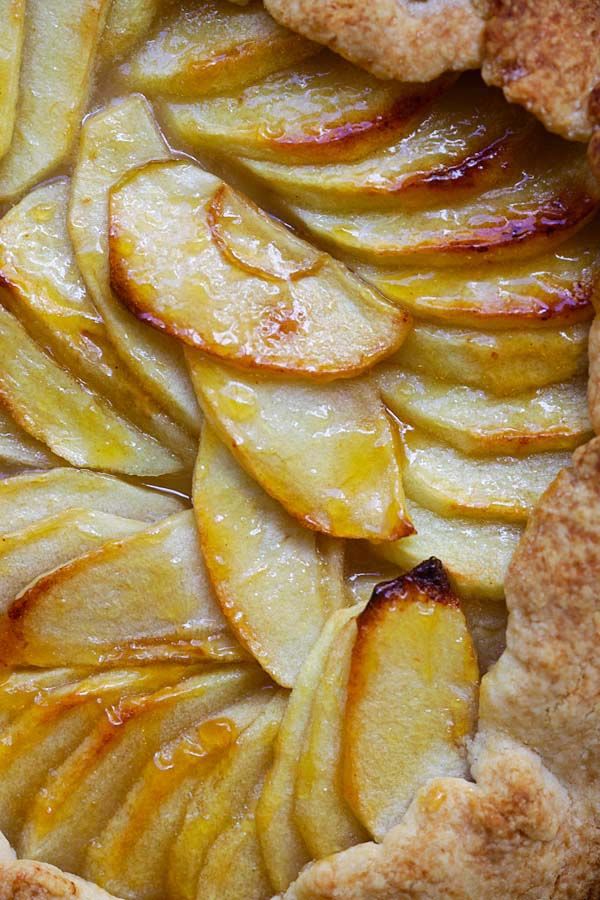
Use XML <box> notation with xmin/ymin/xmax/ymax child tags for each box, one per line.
<box><xmin>109</xmin><ymin>160</ymin><xmax>410</xmax><ymax>378</ymax></box>
<box><xmin>0</xmin><ymin>0</ymin><xmax>111</xmax><ymax>204</ymax></box>
<box><xmin>121</xmin><ymin>0</ymin><xmax>317</xmax><ymax>99</ymax></box>
<box><xmin>85</xmin><ymin>689</ymin><xmax>282</xmax><ymax>900</ymax></box>
<box><xmin>379</xmin><ymin>368</ymin><xmax>591</xmax><ymax>455</ymax></box>
<box><xmin>97</xmin><ymin>0</ymin><xmax>159</xmax><ymax>63</ymax></box>
<box><xmin>256</xmin><ymin>606</ymin><xmax>360</xmax><ymax>893</ymax></box>
<box><xmin>343</xmin><ymin>559</ymin><xmax>479</xmax><ymax>839</ymax></box>
<box><xmin>187</xmin><ymin>353</ymin><xmax>412</xmax><ymax>541</ymax></box>
<box><xmin>397</xmin><ymin>322</ymin><xmax>589</xmax><ymax>396</ymax></box>
<box><xmin>0</xmin><ymin>179</ymin><xmax>196</xmax><ymax>465</ymax></box>
<box><xmin>69</xmin><ymin>95</ymin><xmax>201</xmax><ymax>437</ymax></box>
<box><xmin>0</xmin><ymin>668</ymin><xmax>96</xmax><ymax>731</ymax></box>
<box><xmin>161</xmin><ymin>55</ymin><xmax>443</xmax><ymax>165</ymax></box>
<box><xmin>0</xmin><ymin>0</ymin><xmax>25</xmax><ymax>161</ymax></box>
<box><xmin>0</xmin><ymin>468</ymin><xmax>186</xmax><ymax>536</ymax></box>
<box><xmin>0</xmin><ymin>407</ymin><xmax>59</xmax><ymax>470</ymax></box>
<box><xmin>0</xmin><ymin>304</ymin><xmax>181</xmax><ymax>476</ymax></box>
<box><xmin>1</xmin><ymin>511</ymin><xmax>243</xmax><ymax>667</ymax></box>
<box><xmin>294</xmin><ymin>608</ymin><xmax>368</xmax><ymax>859</ymax></box>
<box><xmin>194</xmin><ymin>426</ymin><xmax>333</xmax><ymax>688</ymax></box>
<box><xmin>168</xmin><ymin>691</ymin><xmax>286</xmax><ymax>900</ymax></box>
<box><xmin>18</xmin><ymin>665</ymin><xmax>266</xmax><ymax>871</ymax></box>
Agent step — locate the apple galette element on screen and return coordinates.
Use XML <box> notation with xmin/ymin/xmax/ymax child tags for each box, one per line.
<box><xmin>0</xmin><ymin>2</ymin><xmax>599</xmax><ymax>899</ymax></box>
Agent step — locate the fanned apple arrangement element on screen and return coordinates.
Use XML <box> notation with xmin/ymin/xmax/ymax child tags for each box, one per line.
<box><xmin>0</xmin><ymin>1</ymin><xmax>598</xmax><ymax>899</ymax></box>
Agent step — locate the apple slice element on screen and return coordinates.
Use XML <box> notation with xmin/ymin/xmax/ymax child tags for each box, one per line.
<box><xmin>401</xmin><ymin>430</ymin><xmax>571</xmax><ymax>522</ymax></box>
<box><xmin>97</xmin><ymin>0</ymin><xmax>159</xmax><ymax>63</ymax></box>
<box><xmin>0</xmin><ymin>669</ymin><xmax>91</xmax><ymax>731</ymax></box>
<box><xmin>0</xmin><ymin>304</ymin><xmax>181</xmax><ymax>476</ymax></box>
<box><xmin>0</xmin><ymin>180</ymin><xmax>197</xmax><ymax>465</ymax></box>
<box><xmin>0</xmin><ymin>407</ymin><xmax>59</xmax><ymax>470</ymax></box>
<box><xmin>373</xmin><ymin>500</ymin><xmax>522</xmax><ymax>601</ymax></box>
<box><xmin>0</xmin><ymin>0</ymin><xmax>25</xmax><ymax>160</ymax></box>
<box><xmin>69</xmin><ymin>95</ymin><xmax>201</xmax><ymax>436</ymax></box>
<box><xmin>194</xmin><ymin>426</ymin><xmax>332</xmax><ymax>688</ymax></box>
<box><xmin>0</xmin><ymin>0</ymin><xmax>111</xmax><ymax>204</ymax></box>
<box><xmin>187</xmin><ymin>353</ymin><xmax>412</xmax><ymax>540</ymax></box>
<box><xmin>121</xmin><ymin>0</ymin><xmax>317</xmax><ymax>99</ymax></box>
<box><xmin>0</xmin><ymin>468</ymin><xmax>186</xmax><ymax>536</ymax></box>
<box><xmin>109</xmin><ymin>160</ymin><xmax>410</xmax><ymax>378</ymax></box>
<box><xmin>294</xmin><ymin>609</ymin><xmax>368</xmax><ymax>859</ymax></box>
<box><xmin>379</xmin><ymin>368</ymin><xmax>591</xmax><ymax>455</ymax></box>
<box><xmin>0</xmin><ymin>509</ymin><xmax>147</xmax><ymax>615</ymax></box>
<box><xmin>85</xmin><ymin>689</ymin><xmax>280</xmax><ymax>900</ymax></box>
<box><xmin>343</xmin><ymin>559</ymin><xmax>479</xmax><ymax>839</ymax></box>
<box><xmin>1</xmin><ymin>510</ymin><xmax>243</xmax><ymax>667</ymax></box>
<box><xmin>168</xmin><ymin>691</ymin><xmax>287</xmax><ymax>900</ymax></box>
<box><xmin>461</xmin><ymin>595</ymin><xmax>507</xmax><ymax>675</ymax></box>
<box><xmin>0</xmin><ymin>664</ymin><xmax>185</xmax><ymax>847</ymax></box>
<box><xmin>18</xmin><ymin>664</ymin><xmax>265</xmax><ymax>872</ymax></box>
<box><xmin>161</xmin><ymin>56</ymin><xmax>442</xmax><ymax>165</ymax></box>
<box><xmin>256</xmin><ymin>606</ymin><xmax>360</xmax><ymax>893</ymax></box>
<box><xmin>398</xmin><ymin>322</ymin><xmax>589</xmax><ymax>396</ymax></box>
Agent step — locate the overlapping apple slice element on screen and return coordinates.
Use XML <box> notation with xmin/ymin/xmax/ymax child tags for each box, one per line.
<box><xmin>401</xmin><ymin>429</ymin><xmax>571</xmax><ymax>522</ymax></box>
<box><xmin>379</xmin><ymin>368</ymin><xmax>591</xmax><ymax>455</ymax></box>
<box><xmin>120</xmin><ymin>0</ymin><xmax>317</xmax><ymax>98</ymax></box>
<box><xmin>0</xmin><ymin>304</ymin><xmax>181</xmax><ymax>475</ymax></box>
<box><xmin>187</xmin><ymin>353</ymin><xmax>411</xmax><ymax>540</ymax></box>
<box><xmin>17</xmin><ymin>665</ymin><xmax>266</xmax><ymax>871</ymax></box>
<box><xmin>161</xmin><ymin>54</ymin><xmax>442</xmax><ymax>165</ymax></box>
<box><xmin>0</xmin><ymin>407</ymin><xmax>59</xmax><ymax>471</ymax></box>
<box><xmin>0</xmin><ymin>0</ymin><xmax>111</xmax><ymax>204</ymax></box>
<box><xmin>0</xmin><ymin>0</ymin><xmax>24</xmax><ymax>161</ymax></box>
<box><xmin>98</xmin><ymin>0</ymin><xmax>159</xmax><ymax>63</ymax></box>
<box><xmin>0</xmin><ymin>179</ymin><xmax>196</xmax><ymax>464</ymax></box>
<box><xmin>108</xmin><ymin>160</ymin><xmax>410</xmax><ymax>378</ymax></box>
<box><xmin>194</xmin><ymin>426</ymin><xmax>342</xmax><ymax>687</ymax></box>
<box><xmin>0</xmin><ymin>511</ymin><xmax>243</xmax><ymax>667</ymax></box>
<box><xmin>0</xmin><ymin>468</ymin><xmax>186</xmax><ymax>536</ymax></box>
<box><xmin>86</xmin><ymin>689</ymin><xmax>283</xmax><ymax>900</ymax></box>
<box><xmin>373</xmin><ymin>500</ymin><xmax>521</xmax><ymax>600</ymax></box>
<box><xmin>69</xmin><ymin>95</ymin><xmax>201</xmax><ymax>437</ymax></box>
<box><xmin>168</xmin><ymin>691</ymin><xmax>286</xmax><ymax>900</ymax></box>
<box><xmin>398</xmin><ymin>322</ymin><xmax>589</xmax><ymax>396</ymax></box>
<box><xmin>343</xmin><ymin>560</ymin><xmax>479</xmax><ymax>839</ymax></box>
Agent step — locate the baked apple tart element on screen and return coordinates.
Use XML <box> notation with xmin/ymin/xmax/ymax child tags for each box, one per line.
<box><xmin>0</xmin><ymin>1</ymin><xmax>599</xmax><ymax>899</ymax></box>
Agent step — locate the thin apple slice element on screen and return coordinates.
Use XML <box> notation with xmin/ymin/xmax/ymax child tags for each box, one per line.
<box><xmin>373</xmin><ymin>500</ymin><xmax>522</xmax><ymax>601</ymax></box>
<box><xmin>0</xmin><ymin>0</ymin><xmax>25</xmax><ymax>161</ymax></box>
<box><xmin>0</xmin><ymin>304</ymin><xmax>181</xmax><ymax>475</ymax></box>
<box><xmin>401</xmin><ymin>430</ymin><xmax>571</xmax><ymax>522</ymax></box>
<box><xmin>18</xmin><ymin>665</ymin><xmax>265</xmax><ymax>872</ymax></box>
<box><xmin>398</xmin><ymin>322</ymin><xmax>589</xmax><ymax>396</ymax></box>
<box><xmin>188</xmin><ymin>354</ymin><xmax>411</xmax><ymax>540</ymax></box>
<box><xmin>0</xmin><ymin>468</ymin><xmax>186</xmax><ymax>536</ymax></box>
<box><xmin>0</xmin><ymin>180</ymin><xmax>197</xmax><ymax>465</ymax></box>
<box><xmin>0</xmin><ymin>664</ymin><xmax>186</xmax><ymax>847</ymax></box>
<box><xmin>256</xmin><ymin>606</ymin><xmax>360</xmax><ymax>893</ymax></box>
<box><xmin>194</xmin><ymin>426</ymin><xmax>330</xmax><ymax>688</ymax></box>
<box><xmin>169</xmin><ymin>691</ymin><xmax>287</xmax><ymax>900</ymax></box>
<box><xmin>0</xmin><ymin>509</ymin><xmax>147</xmax><ymax>615</ymax></box>
<box><xmin>197</xmin><ymin>780</ymin><xmax>272</xmax><ymax>900</ymax></box>
<box><xmin>0</xmin><ymin>0</ymin><xmax>111</xmax><ymax>204</ymax></box>
<box><xmin>1</xmin><ymin>511</ymin><xmax>242</xmax><ymax>667</ymax></box>
<box><xmin>69</xmin><ymin>95</ymin><xmax>200</xmax><ymax>436</ymax></box>
<box><xmin>358</xmin><ymin>221</ymin><xmax>599</xmax><ymax>329</ymax></box>
<box><xmin>109</xmin><ymin>161</ymin><xmax>410</xmax><ymax>378</ymax></box>
<box><xmin>379</xmin><ymin>368</ymin><xmax>591</xmax><ymax>455</ymax></box>
<box><xmin>0</xmin><ymin>407</ymin><xmax>59</xmax><ymax>470</ymax></box>
<box><xmin>98</xmin><ymin>0</ymin><xmax>159</xmax><ymax>62</ymax></box>
<box><xmin>294</xmin><ymin>609</ymin><xmax>368</xmax><ymax>859</ymax></box>
<box><xmin>0</xmin><ymin>669</ymin><xmax>91</xmax><ymax>731</ymax></box>
<box><xmin>161</xmin><ymin>55</ymin><xmax>441</xmax><ymax>165</ymax></box>
<box><xmin>121</xmin><ymin>0</ymin><xmax>317</xmax><ymax>99</ymax></box>
<box><xmin>343</xmin><ymin>559</ymin><xmax>479</xmax><ymax>839</ymax></box>
<box><xmin>85</xmin><ymin>689</ymin><xmax>279</xmax><ymax>900</ymax></box>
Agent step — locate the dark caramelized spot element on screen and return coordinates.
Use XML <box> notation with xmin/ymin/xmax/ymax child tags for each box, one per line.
<box><xmin>363</xmin><ymin>558</ymin><xmax>459</xmax><ymax>627</ymax></box>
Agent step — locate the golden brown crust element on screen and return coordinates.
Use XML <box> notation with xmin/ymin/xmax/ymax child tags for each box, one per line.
<box><xmin>0</xmin><ymin>858</ymin><xmax>119</xmax><ymax>900</ymax></box>
<box><xmin>262</xmin><ymin>0</ymin><xmax>485</xmax><ymax>83</ymax></box>
<box><xmin>482</xmin><ymin>0</ymin><xmax>600</xmax><ymax>141</ymax></box>
<box><xmin>283</xmin><ymin>436</ymin><xmax>600</xmax><ymax>899</ymax></box>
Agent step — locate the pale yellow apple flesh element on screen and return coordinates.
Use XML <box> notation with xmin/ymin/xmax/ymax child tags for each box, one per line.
<box><xmin>97</xmin><ymin>0</ymin><xmax>159</xmax><ymax>63</ymax></box>
<box><xmin>0</xmin><ymin>407</ymin><xmax>59</xmax><ymax>470</ymax></box>
<box><xmin>0</xmin><ymin>0</ymin><xmax>25</xmax><ymax>161</ymax></box>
